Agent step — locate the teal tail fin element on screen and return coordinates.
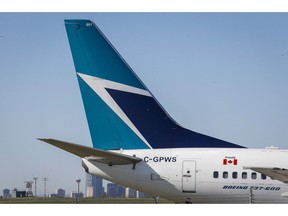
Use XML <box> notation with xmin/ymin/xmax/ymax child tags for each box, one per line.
<box><xmin>65</xmin><ymin>19</ymin><xmax>245</xmax><ymax>150</ymax></box>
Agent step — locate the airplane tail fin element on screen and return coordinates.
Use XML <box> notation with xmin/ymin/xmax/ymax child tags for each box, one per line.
<box><xmin>65</xmin><ymin>19</ymin><xmax>244</xmax><ymax>150</ymax></box>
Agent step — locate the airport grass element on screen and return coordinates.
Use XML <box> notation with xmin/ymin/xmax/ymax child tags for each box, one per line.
<box><xmin>0</xmin><ymin>197</ymin><xmax>172</xmax><ymax>204</ymax></box>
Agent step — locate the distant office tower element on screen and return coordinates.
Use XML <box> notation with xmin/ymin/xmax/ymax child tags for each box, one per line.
<box><xmin>125</xmin><ymin>188</ymin><xmax>137</xmax><ymax>198</ymax></box>
<box><xmin>86</xmin><ymin>174</ymin><xmax>103</xmax><ymax>198</ymax></box>
<box><xmin>71</xmin><ymin>191</ymin><xmax>84</xmax><ymax>198</ymax></box>
<box><xmin>107</xmin><ymin>183</ymin><xmax>125</xmax><ymax>198</ymax></box>
<box><xmin>107</xmin><ymin>183</ymin><xmax>117</xmax><ymax>198</ymax></box>
<box><xmin>57</xmin><ymin>188</ymin><xmax>65</xmax><ymax>198</ymax></box>
<box><xmin>11</xmin><ymin>188</ymin><xmax>17</xmax><ymax>198</ymax></box>
<box><xmin>2</xmin><ymin>189</ymin><xmax>10</xmax><ymax>198</ymax></box>
<box><xmin>86</xmin><ymin>186</ymin><xmax>94</xmax><ymax>198</ymax></box>
<box><xmin>50</xmin><ymin>188</ymin><xmax>65</xmax><ymax>198</ymax></box>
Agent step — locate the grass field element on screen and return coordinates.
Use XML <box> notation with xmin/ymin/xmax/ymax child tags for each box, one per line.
<box><xmin>0</xmin><ymin>197</ymin><xmax>172</xmax><ymax>204</ymax></box>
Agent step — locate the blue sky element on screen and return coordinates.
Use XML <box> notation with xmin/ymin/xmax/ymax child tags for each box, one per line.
<box><xmin>0</xmin><ymin>13</ymin><xmax>288</xmax><ymax>196</ymax></box>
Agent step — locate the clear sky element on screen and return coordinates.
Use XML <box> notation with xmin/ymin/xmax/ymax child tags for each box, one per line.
<box><xmin>0</xmin><ymin>12</ymin><xmax>288</xmax><ymax>196</ymax></box>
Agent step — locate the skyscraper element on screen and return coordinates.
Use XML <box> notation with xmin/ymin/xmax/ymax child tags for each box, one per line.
<box><xmin>2</xmin><ymin>189</ymin><xmax>10</xmax><ymax>198</ymax></box>
<box><xmin>107</xmin><ymin>183</ymin><xmax>125</xmax><ymax>198</ymax></box>
<box><xmin>57</xmin><ymin>188</ymin><xmax>65</xmax><ymax>198</ymax></box>
<box><xmin>86</xmin><ymin>174</ymin><xmax>104</xmax><ymax>198</ymax></box>
<box><xmin>125</xmin><ymin>188</ymin><xmax>137</xmax><ymax>198</ymax></box>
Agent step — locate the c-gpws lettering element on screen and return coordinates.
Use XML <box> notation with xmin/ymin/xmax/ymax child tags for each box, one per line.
<box><xmin>144</xmin><ymin>156</ymin><xmax>177</xmax><ymax>163</ymax></box>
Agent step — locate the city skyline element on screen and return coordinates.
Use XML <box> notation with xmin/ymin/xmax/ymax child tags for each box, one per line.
<box><xmin>2</xmin><ymin>175</ymin><xmax>149</xmax><ymax>199</ymax></box>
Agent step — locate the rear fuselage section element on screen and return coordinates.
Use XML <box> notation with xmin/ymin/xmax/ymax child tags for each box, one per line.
<box><xmin>83</xmin><ymin>147</ymin><xmax>288</xmax><ymax>203</ymax></box>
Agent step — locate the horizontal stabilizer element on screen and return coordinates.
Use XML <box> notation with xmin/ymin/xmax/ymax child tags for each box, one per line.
<box><xmin>38</xmin><ymin>138</ymin><xmax>142</xmax><ymax>165</ymax></box>
<box><xmin>244</xmin><ymin>166</ymin><xmax>288</xmax><ymax>184</ymax></box>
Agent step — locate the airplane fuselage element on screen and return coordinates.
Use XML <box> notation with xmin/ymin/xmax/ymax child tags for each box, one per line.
<box><xmin>82</xmin><ymin>148</ymin><xmax>288</xmax><ymax>203</ymax></box>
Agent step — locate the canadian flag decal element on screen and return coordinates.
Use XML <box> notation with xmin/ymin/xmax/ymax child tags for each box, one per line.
<box><xmin>223</xmin><ymin>157</ymin><xmax>238</xmax><ymax>165</ymax></box>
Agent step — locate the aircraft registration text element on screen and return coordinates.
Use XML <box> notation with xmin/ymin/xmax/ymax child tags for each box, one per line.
<box><xmin>143</xmin><ymin>156</ymin><xmax>177</xmax><ymax>163</ymax></box>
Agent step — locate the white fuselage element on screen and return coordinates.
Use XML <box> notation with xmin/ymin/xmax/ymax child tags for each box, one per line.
<box><xmin>82</xmin><ymin>148</ymin><xmax>288</xmax><ymax>203</ymax></box>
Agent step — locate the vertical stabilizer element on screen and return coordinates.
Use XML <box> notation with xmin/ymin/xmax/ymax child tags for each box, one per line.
<box><xmin>65</xmin><ymin>19</ymin><xmax>245</xmax><ymax>150</ymax></box>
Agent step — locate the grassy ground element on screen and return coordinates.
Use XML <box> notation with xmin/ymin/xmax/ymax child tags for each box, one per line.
<box><xmin>0</xmin><ymin>197</ymin><xmax>172</xmax><ymax>204</ymax></box>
